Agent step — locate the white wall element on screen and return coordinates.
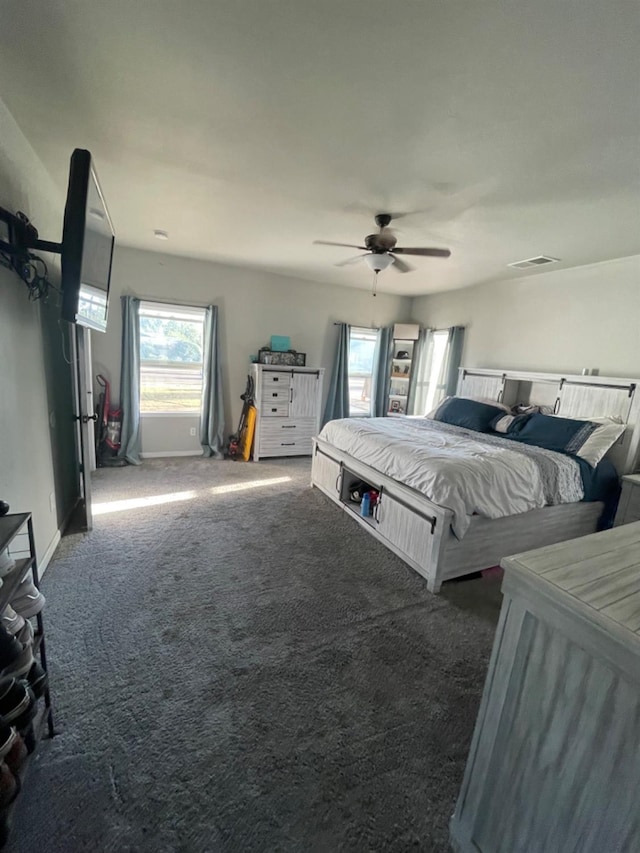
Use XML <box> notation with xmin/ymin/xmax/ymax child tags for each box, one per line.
<box><xmin>411</xmin><ymin>255</ymin><xmax>640</xmax><ymax>378</ymax></box>
<box><xmin>92</xmin><ymin>246</ymin><xmax>411</xmax><ymax>453</ymax></box>
<box><xmin>0</xmin><ymin>97</ymin><xmax>77</xmax><ymax>563</ymax></box>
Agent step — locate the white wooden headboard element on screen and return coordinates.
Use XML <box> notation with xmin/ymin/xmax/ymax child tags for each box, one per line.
<box><xmin>457</xmin><ymin>367</ymin><xmax>640</xmax><ymax>474</ymax></box>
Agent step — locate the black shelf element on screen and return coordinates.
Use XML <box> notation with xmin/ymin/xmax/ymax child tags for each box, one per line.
<box><xmin>0</xmin><ymin>515</ymin><xmax>30</xmax><ymax>553</ymax></box>
<box><xmin>0</xmin><ymin>703</ymin><xmax>50</xmax><ymax>837</ymax></box>
<box><xmin>0</xmin><ymin>523</ymin><xmax>54</xmax><ymax>729</ymax></box>
<box><xmin>32</xmin><ymin>632</ymin><xmax>43</xmax><ymax>655</ymax></box>
<box><xmin>0</xmin><ymin>513</ymin><xmax>55</xmax><ymax>848</ymax></box>
<box><xmin>0</xmin><ymin>559</ymin><xmax>35</xmax><ymax>612</ymax></box>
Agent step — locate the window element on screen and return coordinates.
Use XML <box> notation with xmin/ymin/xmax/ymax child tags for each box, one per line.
<box><xmin>139</xmin><ymin>302</ymin><xmax>206</xmax><ymax>414</ymax></box>
<box><xmin>423</xmin><ymin>330</ymin><xmax>450</xmax><ymax>413</ymax></box>
<box><xmin>413</xmin><ymin>329</ymin><xmax>452</xmax><ymax>415</ymax></box>
<box><xmin>348</xmin><ymin>327</ymin><xmax>378</xmax><ymax>416</ymax></box>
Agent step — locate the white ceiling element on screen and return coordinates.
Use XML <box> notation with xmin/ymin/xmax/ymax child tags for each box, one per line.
<box><xmin>0</xmin><ymin>0</ymin><xmax>639</xmax><ymax>295</ymax></box>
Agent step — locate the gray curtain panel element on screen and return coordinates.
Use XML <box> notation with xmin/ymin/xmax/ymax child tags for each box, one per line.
<box><xmin>117</xmin><ymin>295</ymin><xmax>142</xmax><ymax>465</ymax></box>
<box><xmin>322</xmin><ymin>322</ymin><xmax>350</xmax><ymax>426</ymax></box>
<box><xmin>200</xmin><ymin>305</ymin><xmax>226</xmax><ymax>458</ymax></box>
<box><xmin>408</xmin><ymin>327</ymin><xmax>433</xmax><ymax>415</ymax></box>
<box><xmin>443</xmin><ymin>326</ymin><xmax>465</xmax><ymax>396</ymax></box>
<box><xmin>371</xmin><ymin>326</ymin><xmax>394</xmax><ymax>417</ymax></box>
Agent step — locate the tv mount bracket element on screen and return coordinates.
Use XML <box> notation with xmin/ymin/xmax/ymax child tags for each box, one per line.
<box><xmin>0</xmin><ymin>206</ymin><xmax>62</xmax><ymax>257</ymax></box>
<box><xmin>0</xmin><ymin>206</ymin><xmax>61</xmax><ymax>300</ymax></box>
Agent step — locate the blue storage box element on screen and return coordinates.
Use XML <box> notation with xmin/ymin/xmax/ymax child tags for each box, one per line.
<box><xmin>270</xmin><ymin>335</ymin><xmax>291</xmax><ymax>352</ymax></box>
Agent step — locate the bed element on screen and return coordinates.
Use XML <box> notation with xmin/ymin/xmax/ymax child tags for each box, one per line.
<box><xmin>311</xmin><ymin>367</ymin><xmax>640</xmax><ymax>592</ymax></box>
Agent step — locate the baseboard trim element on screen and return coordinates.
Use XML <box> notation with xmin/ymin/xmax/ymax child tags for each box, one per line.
<box><xmin>39</xmin><ymin>529</ymin><xmax>61</xmax><ymax>579</ymax></box>
<box><xmin>140</xmin><ymin>450</ymin><xmax>202</xmax><ymax>459</ymax></box>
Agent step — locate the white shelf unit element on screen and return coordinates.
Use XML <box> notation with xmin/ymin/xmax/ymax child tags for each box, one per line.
<box><xmin>387</xmin><ymin>332</ymin><xmax>417</xmax><ymax>415</ymax></box>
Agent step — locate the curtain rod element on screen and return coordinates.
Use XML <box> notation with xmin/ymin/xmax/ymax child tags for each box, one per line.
<box><xmin>135</xmin><ymin>295</ymin><xmax>212</xmax><ymax>310</ymax></box>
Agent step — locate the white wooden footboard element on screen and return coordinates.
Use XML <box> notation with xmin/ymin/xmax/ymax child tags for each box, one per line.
<box><xmin>312</xmin><ymin>439</ymin><xmax>451</xmax><ymax>592</ymax></box>
<box><xmin>311</xmin><ymin>439</ymin><xmax>603</xmax><ymax>594</ymax></box>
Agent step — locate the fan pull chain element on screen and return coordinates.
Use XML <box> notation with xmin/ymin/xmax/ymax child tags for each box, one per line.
<box><xmin>372</xmin><ymin>270</ymin><xmax>378</xmax><ymax>298</ymax></box>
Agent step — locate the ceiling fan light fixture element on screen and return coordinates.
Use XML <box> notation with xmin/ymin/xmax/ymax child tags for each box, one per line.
<box><xmin>363</xmin><ymin>252</ymin><xmax>394</xmax><ymax>273</ymax></box>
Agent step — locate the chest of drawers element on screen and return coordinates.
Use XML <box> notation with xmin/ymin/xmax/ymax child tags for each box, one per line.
<box><xmin>252</xmin><ymin>365</ymin><xmax>324</xmax><ymax>460</ymax></box>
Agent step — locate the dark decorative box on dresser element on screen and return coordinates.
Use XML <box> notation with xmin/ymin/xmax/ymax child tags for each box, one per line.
<box><xmin>614</xmin><ymin>473</ymin><xmax>640</xmax><ymax>525</ymax></box>
<box><xmin>450</xmin><ymin>522</ymin><xmax>640</xmax><ymax>853</ymax></box>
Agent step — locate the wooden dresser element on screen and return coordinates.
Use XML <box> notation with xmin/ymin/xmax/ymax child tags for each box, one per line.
<box><xmin>450</xmin><ymin>522</ymin><xmax>640</xmax><ymax>853</ymax></box>
<box><xmin>614</xmin><ymin>473</ymin><xmax>640</xmax><ymax>525</ymax></box>
<box><xmin>252</xmin><ymin>364</ymin><xmax>324</xmax><ymax>460</ymax></box>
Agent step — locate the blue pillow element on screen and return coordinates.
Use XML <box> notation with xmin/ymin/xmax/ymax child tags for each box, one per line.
<box><xmin>505</xmin><ymin>412</ymin><xmax>598</xmax><ymax>454</ymax></box>
<box><xmin>432</xmin><ymin>397</ymin><xmax>507</xmax><ymax>433</ymax></box>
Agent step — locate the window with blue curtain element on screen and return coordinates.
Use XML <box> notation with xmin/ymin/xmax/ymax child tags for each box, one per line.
<box><xmin>324</xmin><ymin>324</ymin><xmax>402</xmax><ymax>422</ymax></box>
<box><xmin>409</xmin><ymin>326</ymin><xmax>465</xmax><ymax>415</ymax></box>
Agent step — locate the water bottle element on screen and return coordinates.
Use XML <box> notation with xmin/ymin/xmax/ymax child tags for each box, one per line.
<box><xmin>360</xmin><ymin>493</ymin><xmax>370</xmax><ymax>518</ymax></box>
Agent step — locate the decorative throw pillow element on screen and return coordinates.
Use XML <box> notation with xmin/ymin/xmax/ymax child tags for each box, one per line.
<box><xmin>491</xmin><ymin>414</ymin><xmax>516</xmax><ymax>434</ymax></box>
<box><xmin>563</xmin><ymin>416</ymin><xmax>626</xmax><ymax>467</ymax></box>
<box><xmin>513</xmin><ymin>403</ymin><xmax>555</xmax><ymax>416</ymax></box>
<box><xmin>490</xmin><ymin>413</ymin><xmax>531</xmax><ymax>434</ymax></box>
<box><xmin>429</xmin><ymin>397</ymin><xmax>508</xmax><ymax>433</ymax></box>
<box><xmin>506</xmin><ymin>412</ymin><xmax>597</xmax><ymax>454</ymax></box>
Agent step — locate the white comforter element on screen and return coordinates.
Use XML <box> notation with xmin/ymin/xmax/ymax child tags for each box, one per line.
<box><xmin>319</xmin><ymin>416</ymin><xmax>583</xmax><ymax>538</ymax></box>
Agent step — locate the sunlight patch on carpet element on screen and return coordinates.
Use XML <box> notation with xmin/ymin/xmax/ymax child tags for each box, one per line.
<box><xmin>93</xmin><ymin>477</ymin><xmax>292</xmax><ymax>515</ymax></box>
<box><xmin>93</xmin><ymin>490</ymin><xmax>198</xmax><ymax>515</ymax></box>
<box><xmin>210</xmin><ymin>476</ymin><xmax>292</xmax><ymax>495</ymax></box>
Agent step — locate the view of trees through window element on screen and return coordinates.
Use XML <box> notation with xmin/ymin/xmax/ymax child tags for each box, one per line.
<box><xmin>348</xmin><ymin>327</ymin><xmax>378</xmax><ymax>415</ymax></box>
<box><xmin>139</xmin><ymin>303</ymin><xmax>206</xmax><ymax>413</ymax></box>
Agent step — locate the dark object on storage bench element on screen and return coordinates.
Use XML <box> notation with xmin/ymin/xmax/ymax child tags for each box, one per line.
<box><xmin>258</xmin><ymin>348</ymin><xmax>306</xmax><ymax>366</ymax></box>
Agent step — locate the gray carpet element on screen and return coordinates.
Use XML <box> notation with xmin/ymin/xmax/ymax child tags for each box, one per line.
<box><xmin>8</xmin><ymin>457</ymin><xmax>503</xmax><ymax>853</ymax></box>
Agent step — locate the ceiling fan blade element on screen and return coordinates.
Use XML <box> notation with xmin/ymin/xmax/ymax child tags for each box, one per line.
<box><xmin>335</xmin><ymin>254</ymin><xmax>367</xmax><ymax>267</ymax></box>
<box><xmin>313</xmin><ymin>240</ymin><xmax>367</xmax><ymax>250</ymax></box>
<box><xmin>389</xmin><ymin>254</ymin><xmax>413</xmax><ymax>273</ymax></box>
<box><xmin>392</xmin><ymin>247</ymin><xmax>451</xmax><ymax>258</ymax></box>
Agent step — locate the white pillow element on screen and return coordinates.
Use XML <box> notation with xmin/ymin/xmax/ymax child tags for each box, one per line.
<box><xmin>574</xmin><ymin>416</ymin><xmax>626</xmax><ymax>467</ymax></box>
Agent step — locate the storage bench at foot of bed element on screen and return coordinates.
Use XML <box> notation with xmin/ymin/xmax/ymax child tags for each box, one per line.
<box><xmin>311</xmin><ymin>440</ymin><xmax>450</xmax><ymax>592</ymax></box>
<box><xmin>311</xmin><ymin>439</ymin><xmax>604</xmax><ymax>594</ymax></box>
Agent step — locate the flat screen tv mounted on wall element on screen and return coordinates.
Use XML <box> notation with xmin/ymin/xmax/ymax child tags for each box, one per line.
<box><xmin>60</xmin><ymin>149</ymin><xmax>115</xmax><ymax>333</ymax></box>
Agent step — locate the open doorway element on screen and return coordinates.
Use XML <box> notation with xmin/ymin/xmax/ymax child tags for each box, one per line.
<box><xmin>65</xmin><ymin>324</ymin><xmax>96</xmax><ymax>533</ymax></box>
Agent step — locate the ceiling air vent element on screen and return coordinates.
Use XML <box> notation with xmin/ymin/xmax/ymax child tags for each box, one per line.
<box><xmin>508</xmin><ymin>256</ymin><xmax>560</xmax><ymax>270</ymax></box>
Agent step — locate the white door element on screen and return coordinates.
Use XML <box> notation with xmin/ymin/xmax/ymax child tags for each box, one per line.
<box><xmin>376</xmin><ymin>493</ymin><xmax>434</xmax><ymax>568</ymax></box>
<box><xmin>72</xmin><ymin>326</ymin><xmax>95</xmax><ymax>531</ymax></box>
<box><xmin>290</xmin><ymin>372</ymin><xmax>319</xmax><ymax>418</ymax></box>
<box><xmin>311</xmin><ymin>448</ymin><xmax>342</xmax><ymax>498</ymax></box>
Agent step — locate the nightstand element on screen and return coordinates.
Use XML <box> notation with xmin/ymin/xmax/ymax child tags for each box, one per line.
<box><xmin>614</xmin><ymin>473</ymin><xmax>640</xmax><ymax>526</ymax></box>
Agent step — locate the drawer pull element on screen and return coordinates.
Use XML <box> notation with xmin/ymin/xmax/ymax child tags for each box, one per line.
<box><xmin>273</xmin><ymin>377</ymin><xmax>279</xmax><ymax>382</ymax></box>
<box><xmin>281</xmin><ymin>425</ymin><xmax>296</xmax><ymax>429</ymax></box>
<box><xmin>281</xmin><ymin>442</ymin><xmax>295</xmax><ymax>446</ymax></box>
<box><xmin>272</xmin><ymin>392</ymin><xmax>278</xmax><ymax>397</ymax></box>
<box><xmin>271</xmin><ymin>408</ymin><xmax>278</xmax><ymax>412</ymax></box>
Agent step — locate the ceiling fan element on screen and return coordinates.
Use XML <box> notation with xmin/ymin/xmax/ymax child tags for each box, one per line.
<box><xmin>313</xmin><ymin>213</ymin><xmax>451</xmax><ymax>274</ymax></box>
